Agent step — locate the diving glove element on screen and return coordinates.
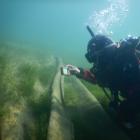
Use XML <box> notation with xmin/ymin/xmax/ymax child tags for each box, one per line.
<box><xmin>61</xmin><ymin>64</ymin><xmax>80</xmax><ymax>76</ymax></box>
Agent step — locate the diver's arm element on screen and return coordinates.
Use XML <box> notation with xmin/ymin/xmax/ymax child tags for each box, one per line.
<box><xmin>75</xmin><ymin>68</ymin><xmax>97</xmax><ymax>84</ymax></box>
<box><xmin>64</xmin><ymin>64</ymin><xmax>97</xmax><ymax>84</ymax></box>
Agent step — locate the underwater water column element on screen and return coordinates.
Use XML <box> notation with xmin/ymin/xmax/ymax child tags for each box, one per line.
<box><xmin>87</xmin><ymin>0</ymin><xmax>129</xmax><ymax>35</ymax></box>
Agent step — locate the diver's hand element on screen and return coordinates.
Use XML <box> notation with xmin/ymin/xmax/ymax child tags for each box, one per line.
<box><xmin>66</xmin><ymin>64</ymin><xmax>80</xmax><ymax>75</ymax></box>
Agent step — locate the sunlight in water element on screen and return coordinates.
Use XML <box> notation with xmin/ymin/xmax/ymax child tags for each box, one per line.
<box><xmin>87</xmin><ymin>0</ymin><xmax>129</xmax><ymax>35</ymax></box>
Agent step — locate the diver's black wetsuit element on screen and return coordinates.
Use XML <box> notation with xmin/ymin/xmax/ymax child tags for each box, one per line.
<box><xmin>76</xmin><ymin>44</ymin><xmax>140</xmax><ymax>122</ymax></box>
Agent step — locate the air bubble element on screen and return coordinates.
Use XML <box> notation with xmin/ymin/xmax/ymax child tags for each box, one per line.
<box><xmin>87</xmin><ymin>0</ymin><xmax>129</xmax><ymax>35</ymax></box>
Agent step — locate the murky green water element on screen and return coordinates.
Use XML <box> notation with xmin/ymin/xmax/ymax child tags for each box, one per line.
<box><xmin>2</xmin><ymin>0</ymin><xmax>140</xmax><ymax>66</ymax></box>
<box><xmin>1</xmin><ymin>0</ymin><xmax>140</xmax><ymax>140</ymax></box>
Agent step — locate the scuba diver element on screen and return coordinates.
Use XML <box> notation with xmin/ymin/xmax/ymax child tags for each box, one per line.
<box><xmin>62</xmin><ymin>26</ymin><xmax>140</xmax><ymax>128</ymax></box>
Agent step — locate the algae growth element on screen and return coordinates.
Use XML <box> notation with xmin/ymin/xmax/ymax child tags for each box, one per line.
<box><xmin>0</xmin><ymin>42</ymin><xmax>57</xmax><ymax>140</ymax></box>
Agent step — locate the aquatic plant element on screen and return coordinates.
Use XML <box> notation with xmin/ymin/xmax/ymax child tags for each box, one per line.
<box><xmin>0</xmin><ymin>42</ymin><xmax>56</xmax><ymax>140</ymax></box>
